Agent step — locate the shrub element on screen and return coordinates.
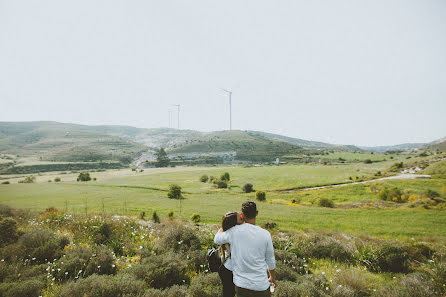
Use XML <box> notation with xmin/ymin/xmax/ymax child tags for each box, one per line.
<box><xmin>375</xmin><ymin>171</ymin><xmax>382</xmax><ymax>176</ymax></box>
<box><xmin>156</xmin><ymin>222</ymin><xmax>202</xmax><ymax>253</ymax></box>
<box><xmin>378</xmin><ymin>187</ymin><xmax>402</xmax><ymax>202</ymax></box>
<box><xmin>242</xmin><ymin>183</ymin><xmax>254</xmax><ymax>193</ymax></box>
<box><xmin>152</xmin><ymin>211</ymin><xmax>160</xmax><ymax>223</ymax></box>
<box><xmin>48</xmin><ymin>179</ymin><xmax>52</xmax><ymax>182</ymax></box>
<box><xmin>14</xmin><ymin>229</ymin><xmax>69</xmax><ymax>264</ymax></box>
<box><xmin>220</xmin><ymin>172</ymin><xmax>230</xmax><ymax>181</ymax></box>
<box><xmin>318</xmin><ymin>198</ymin><xmax>334</xmax><ymax>208</ymax></box>
<box><xmin>54</xmin><ymin>177</ymin><xmax>61</xmax><ymax>182</ymax></box>
<box><xmin>274</xmin><ymin>249</ymin><xmax>308</xmax><ymax>275</ymax></box>
<box><xmin>167</xmin><ymin>184</ymin><xmax>182</xmax><ymax>199</ymax></box>
<box><xmin>214</xmin><ymin>179</ymin><xmax>227</xmax><ymax>188</ymax></box>
<box><xmin>57</xmin><ymin>274</ymin><xmax>145</xmax><ymax>297</ymax></box>
<box><xmin>0</xmin><ymin>279</ymin><xmax>45</xmax><ymax>297</ymax></box>
<box><xmin>208</xmin><ymin>176</ymin><xmax>216</xmax><ymax>183</ymax></box>
<box><xmin>304</xmin><ymin>236</ymin><xmax>355</xmax><ymax>263</ymax></box>
<box><xmin>77</xmin><ymin>172</ymin><xmax>91</xmax><ymax>182</ymax></box>
<box><xmin>200</xmin><ymin>175</ymin><xmax>209</xmax><ymax>182</ymax></box>
<box><xmin>275</xmin><ymin>263</ymin><xmax>299</xmax><ymax>282</ymax></box>
<box><xmin>263</xmin><ymin>221</ymin><xmax>277</xmax><ymax>229</ymax></box>
<box><xmin>143</xmin><ymin>285</ymin><xmax>188</xmax><ymax>297</ymax></box>
<box><xmin>363</xmin><ymin>242</ymin><xmax>409</xmax><ymax>273</ymax></box>
<box><xmin>188</xmin><ymin>272</ymin><xmax>222</xmax><ymax>297</ymax></box>
<box><xmin>1</xmin><ymin>181</ymin><xmax>10</xmax><ymax>184</ymax></box>
<box><xmin>275</xmin><ymin>276</ymin><xmax>327</xmax><ymax>297</ymax></box>
<box><xmin>191</xmin><ymin>213</ymin><xmax>201</xmax><ymax>224</ymax></box>
<box><xmin>364</xmin><ymin>159</ymin><xmax>372</xmax><ymax>164</ymax></box>
<box><xmin>139</xmin><ymin>211</ymin><xmax>146</xmax><ymax>220</ymax></box>
<box><xmin>18</xmin><ymin>176</ymin><xmax>36</xmax><ymax>183</ymax></box>
<box><xmin>168</xmin><ymin>211</ymin><xmax>174</xmax><ymax>220</ymax></box>
<box><xmin>375</xmin><ymin>272</ymin><xmax>438</xmax><ymax>297</ymax></box>
<box><xmin>426</xmin><ymin>189</ymin><xmax>440</xmax><ymax>199</ymax></box>
<box><xmin>0</xmin><ymin>217</ymin><xmax>19</xmax><ymax>247</ymax></box>
<box><xmin>129</xmin><ymin>253</ymin><xmax>189</xmax><ymax>289</ymax></box>
<box><xmin>333</xmin><ymin>267</ymin><xmax>372</xmax><ymax>297</ymax></box>
<box><xmin>93</xmin><ymin>222</ymin><xmax>113</xmax><ymax>244</ymax></box>
<box><xmin>256</xmin><ymin>190</ymin><xmax>266</xmax><ymax>201</ymax></box>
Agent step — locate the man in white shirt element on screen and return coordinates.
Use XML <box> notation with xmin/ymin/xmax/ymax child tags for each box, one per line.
<box><xmin>214</xmin><ymin>200</ymin><xmax>276</xmax><ymax>297</ymax></box>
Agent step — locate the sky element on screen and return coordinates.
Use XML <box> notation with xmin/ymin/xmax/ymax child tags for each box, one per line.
<box><xmin>0</xmin><ymin>0</ymin><xmax>445</xmax><ymax>146</ymax></box>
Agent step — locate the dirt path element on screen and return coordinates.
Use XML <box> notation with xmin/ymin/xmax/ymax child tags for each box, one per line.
<box><xmin>286</xmin><ymin>174</ymin><xmax>431</xmax><ymax>192</ymax></box>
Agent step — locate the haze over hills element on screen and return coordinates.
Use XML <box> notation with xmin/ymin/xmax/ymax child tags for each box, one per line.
<box><xmin>0</xmin><ymin>121</ymin><xmax>444</xmax><ymax>170</ymax></box>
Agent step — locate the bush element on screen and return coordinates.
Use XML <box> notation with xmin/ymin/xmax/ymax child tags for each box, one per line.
<box><xmin>364</xmin><ymin>242</ymin><xmax>409</xmax><ymax>273</ymax></box>
<box><xmin>333</xmin><ymin>267</ymin><xmax>372</xmax><ymax>297</ymax></box>
<box><xmin>18</xmin><ymin>176</ymin><xmax>36</xmax><ymax>183</ymax></box>
<box><xmin>263</xmin><ymin>221</ymin><xmax>277</xmax><ymax>229</ymax></box>
<box><xmin>54</xmin><ymin>177</ymin><xmax>61</xmax><ymax>182</ymax></box>
<box><xmin>77</xmin><ymin>172</ymin><xmax>91</xmax><ymax>182</ymax></box>
<box><xmin>93</xmin><ymin>222</ymin><xmax>113</xmax><ymax>245</ymax></box>
<box><xmin>242</xmin><ymin>183</ymin><xmax>254</xmax><ymax>193</ymax></box>
<box><xmin>220</xmin><ymin>172</ymin><xmax>230</xmax><ymax>181</ymax></box>
<box><xmin>375</xmin><ymin>272</ymin><xmax>438</xmax><ymax>297</ymax></box>
<box><xmin>57</xmin><ymin>274</ymin><xmax>145</xmax><ymax>297</ymax></box>
<box><xmin>364</xmin><ymin>159</ymin><xmax>372</xmax><ymax>164</ymax></box>
<box><xmin>200</xmin><ymin>175</ymin><xmax>209</xmax><ymax>182</ymax></box>
<box><xmin>274</xmin><ymin>249</ymin><xmax>308</xmax><ymax>275</ymax></box>
<box><xmin>214</xmin><ymin>179</ymin><xmax>227</xmax><ymax>188</ymax></box>
<box><xmin>0</xmin><ymin>217</ymin><xmax>19</xmax><ymax>247</ymax></box>
<box><xmin>188</xmin><ymin>273</ymin><xmax>222</xmax><ymax>297</ymax></box>
<box><xmin>318</xmin><ymin>198</ymin><xmax>334</xmax><ymax>208</ymax></box>
<box><xmin>426</xmin><ymin>189</ymin><xmax>440</xmax><ymax>199</ymax></box>
<box><xmin>378</xmin><ymin>186</ymin><xmax>403</xmax><ymax>202</ymax></box>
<box><xmin>143</xmin><ymin>285</ymin><xmax>188</xmax><ymax>297</ymax></box>
<box><xmin>152</xmin><ymin>211</ymin><xmax>160</xmax><ymax>223</ymax></box>
<box><xmin>208</xmin><ymin>176</ymin><xmax>216</xmax><ymax>183</ymax></box>
<box><xmin>168</xmin><ymin>211</ymin><xmax>174</xmax><ymax>220</ymax></box>
<box><xmin>129</xmin><ymin>253</ymin><xmax>189</xmax><ymax>289</ymax></box>
<box><xmin>0</xmin><ymin>279</ymin><xmax>45</xmax><ymax>297</ymax></box>
<box><xmin>275</xmin><ymin>276</ymin><xmax>327</xmax><ymax>297</ymax></box>
<box><xmin>1</xmin><ymin>181</ymin><xmax>9</xmax><ymax>184</ymax></box>
<box><xmin>275</xmin><ymin>263</ymin><xmax>299</xmax><ymax>282</ymax></box>
<box><xmin>156</xmin><ymin>222</ymin><xmax>202</xmax><ymax>253</ymax></box>
<box><xmin>304</xmin><ymin>236</ymin><xmax>355</xmax><ymax>263</ymax></box>
<box><xmin>256</xmin><ymin>191</ymin><xmax>266</xmax><ymax>201</ymax></box>
<box><xmin>191</xmin><ymin>213</ymin><xmax>201</xmax><ymax>224</ymax></box>
<box><xmin>167</xmin><ymin>184</ymin><xmax>182</xmax><ymax>199</ymax></box>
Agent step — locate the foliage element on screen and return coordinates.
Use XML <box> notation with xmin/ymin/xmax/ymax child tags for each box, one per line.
<box><xmin>318</xmin><ymin>198</ymin><xmax>334</xmax><ymax>208</ymax></box>
<box><xmin>200</xmin><ymin>175</ymin><xmax>209</xmax><ymax>182</ymax></box>
<box><xmin>143</xmin><ymin>285</ymin><xmax>188</xmax><ymax>297</ymax></box>
<box><xmin>1</xmin><ymin>181</ymin><xmax>9</xmax><ymax>184</ymax></box>
<box><xmin>155</xmin><ymin>222</ymin><xmax>202</xmax><ymax>253</ymax></box>
<box><xmin>214</xmin><ymin>179</ymin><xmax>227</xmax><ymax>188</ymax></box>
<box><xmin>0</xmin><ymin>217</ymin><xmax>19</xmax><ymax>247</ymax></box>
<box><xmin>375</xmin><ymin>272</ymin><xmax>439</xmax><ymax>297</ymax></box>
<box><xmin>263</xmin><ymin>221</ymin><xmax>277</xmax><ymax>229</ymax></box>
<box><xmin>256</xmin><ymin>190</ymin><xmax>266</xmax><ymax>201</ymax></box>
<box><xmin>77</xmin><ymin>172</ymin><xmax>91</xmax><ymax>182</ymax></box>
<box><xmin>152</xmin><ymin>211</ymin><xmax>160</xmax><ymax>223</ymax></box>
<box><xmin>0</xmin><ymin>279</ymin><xmax>45</xmax><ymax>297</ymax></box>
<box><xmin>129</xmin><ymin>253</ymin><xmax>190</xmax><ymax>289</ymax></box>
<box><xmin>155</xmin><ymin>148</ymin><xmax>170</xmax><ymax>167</ymax></box>
<box><xmin>93</xmin><ymin>222</ymin><xmax>113</xmax><ymax>244</ymax></box>
<box><xmin>167</xmin><ymin>184</ymin><xmax>182</xmax><ymax>199</ymax></box>
<box><xmin>54</xmin><ymin>177</ymin><xmax>61</xmax><ymax>182</ymax></box>
<box><xmin>168</xmin><ymin>211</ymin><xmax>174</xmax><ymax>220</ymax></box>
<box><xmin>361</xmin><ymin>242</ymin><xmax>409</xmax><ymax>273</ymax></box>
<box><xmin>242</xmin><ymin>183</ymin><xmax>254</xmax><ymax>193</ymax></box>
<box><xmin>220</xmin><ymin>172</ymin><xmax>230</xmax><ymax>181</ymax></box>
<box><xmin>188</xmin><ymin>272</ymin><xmax>222</xmax><ymax>297</ymax></box>
<box><xmin>191</xmin><ymin>213</ymin><xmax>201</xmax><ymax>224</ymax></box>
<box><xmin>303</xmin><ymin>236</ymin><xmax>355</xmax><ymax>263</ymax></box>
<box><xmin>18</xmin><ymin>175</ymin><xmax>36</xmax><ymax>183</ymax></box>
<box><xmin>332</xmin><ymin>267</ymin><xmax>373</xmax><ymax>297</ymax></box>
<box><xmin>378</xmin><ymin>186</ymin><xmax>403</xmax><ymax>202</ymax></box>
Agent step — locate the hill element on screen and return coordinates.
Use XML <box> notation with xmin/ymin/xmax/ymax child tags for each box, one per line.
<box><xmin>430</xmin><ymin>137</ymin><xmax>446</xmax><ymax>152</ymax></box>
<box><xmin>0</xmin><ymin>121</ymin><xmax>147</xmax><ymax>164</ymax></box>
<box><xmin>168</xmin><ymin>130</ymin><xmax>306</xmax><ymax>162</ymax></box>
<box><xmin>359</xmin><ymin>143</ymin><xmax>426</xmax><ymax>152</ymax></box>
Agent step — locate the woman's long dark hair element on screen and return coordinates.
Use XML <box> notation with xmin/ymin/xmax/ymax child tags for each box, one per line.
<box><xmin>220</xmin><ymin>211</ymin><xmax>238</xmax><ymax>263</ymax></box>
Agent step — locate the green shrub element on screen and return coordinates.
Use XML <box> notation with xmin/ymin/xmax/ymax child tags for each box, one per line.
<box><xmin>139</xmin><ymin>211</ymin><xmax>146</xmax><ymax>220</ymax></box>
<box><xmin>378</xmin><ymin>186</ymin><xmax>402</xmax><ymax>202</ymax></box>
<box><xmin>364</xmin><ymin>159</ymin><xmax>372</xmax><ymax>164</ymax></box>
<box><xmin>191</xmin><ymin>213</ymin><xmax>201</xmax><ymax>224</ymax></box>
<box><xmin>375</xmin><ymin>272</ymin><xmax>438</xmax><ymax>297</ymax></box>
<box><xmin>275</xmin><ymin>263</ymin><xmax>299</xmax><ymax>282</ymax></box>
<box><xmin>93</xmin><ymin>222</ymin><xmax>113</xmax><ymax>244</ymax></box>
<box><xmin>77</xmin><ymin>172</ymin><xmax>91</xmax><ymax>182</ymax></box>
<box><xmin>214</xmin><ymin>179</ymin><xmax>227</xmax><ymax>188</ymax></box>
<box><xmin>256</xmin><ymin>190</ymin><xmax>266</xmax><ymax>201</ymax></box>
<box><xmin>0</xmin><ymin>279</ymin><xmax>45</xmax><ymax>297</ymax></box>
<box><xmin>167</xmin><ymin>184</ymin><xmax>182</xmax><ymax>199</ymax></box>
<box><xmin>220</xmin><ymin>172</ymin><xmax>230</xmax><ymax>181</ymax></box>
<box><xmin>275</xmin><ymin>276</ymin><xmax>327</xmax><ymax>297</ymax></box>
<box><xmin>1</xmin><ymin>181</ymin><xmax>9</xmax><ymax>184</ymax></box>
<box><xmin>242</xmin><ymin>183</ymin><xmax>254</xmax><ymax>193</ymax></box>
<box><xmin>318</xmin><ymin>198</ymin><xmax>334</xmax><ymax>208</ymax></box>
<box><xmin>129</xmin><ymin>253</ymin><xmax>189</xmax><ymax>289</ymax></box>
<box><xmin>143</xmin><ymin>285</ymin><xmax>188</xmax><ymax>297</ymax></box>
<box><xmin>274</xmin><ymin>249</ymin><xmax>308</xmax><ymax>275</ymax></box>
<box><xmin>0</xmin><ymin>217</ymin><xmax>19</xmax><ymax>247</ymax></box>
<box><xmin>152</xmin><ymin>211</ymin><xmax>160</xmax><ymax>223</ymax></box>
<box><xmin>18</xmin><ymin>176</ymin><xmax>36</xmax><ymax>183</ymax></box>
<box><xmin>200</xmin><ymin>175</ymin><xmax>209</xmax><ymax>182</ymax></box>
<box><xmin>54</xmin><ymin>177</ymin><xmax>61</xmax><ymax>182</ymax></box>
<box><xmin>263</xmin><ymin>221</ymin><xmax>277</xmax><ymax>229</ymax></box>
<box><xmin>155</xmin><ymin>222</ymin><xmax>202</xmax><ymax>253</ymax></box>
<box><xmin>188</xmin><ymin>273</ymin><xmax>222</xmax><ymax>297</ymax></box>
<box><xmin>57</xmin><ymin>274</ymin><xmax>145</xmax><ymax>297</ymax></box>
<box><xmin>426</xmin><ymin>189</ymin><xmax>440</xmax><ymax>199</ymax></box>
<box><xmin>333</xmin><ymin>267</ymin><xmax>372</xmax><ymax>297</ymax></box>
<box><xmin>304</xmin><ymin>236</ymin><xmax>354</xmax><ymax>263</ymax></box>
<box><xmin>208</xmin><ymin>176</ymin><xmax>216</xmax><ymax>183</ymax></box>
<box><xmin>168</xmin><ymin>211</ymin><xmax>174</xmax><ymax>220</ymax></box>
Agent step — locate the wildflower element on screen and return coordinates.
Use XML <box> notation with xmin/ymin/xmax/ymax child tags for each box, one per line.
<box><xmin>321</xmin><ymin>272</ymin><xmax>325</xmax><ymax>275</ymax></box>
<box><xmin>65</xmin><ymin>272</ymin><xmax>68</xmax><ymax>275</ymax></box>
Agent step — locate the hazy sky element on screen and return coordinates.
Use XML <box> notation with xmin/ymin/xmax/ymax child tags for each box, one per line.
<box><xmin>1</xmin><ymin>0</ymin><xmax>445</xmax><ymax>146</ymax></box>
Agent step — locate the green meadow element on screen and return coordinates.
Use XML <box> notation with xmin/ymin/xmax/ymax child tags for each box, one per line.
<box><xmin>1</xmin><ymin>162</ymin><xmax>445</xmax><ymax>240</ymax></box>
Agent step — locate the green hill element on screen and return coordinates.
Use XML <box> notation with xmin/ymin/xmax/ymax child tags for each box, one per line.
<box><xmin>430</xmin><ymin>137</ymin><xmax>446</xmax><ymax>152</ymax></box>
<box><xmin>168</xmin><ymin>130</ymin><xmax>306</xmax><ymax>162</ymax></box>
<box><xmin>0</xmin><ymin>121</ymin><xmax>147</xmax><ymax>164</ymax></box>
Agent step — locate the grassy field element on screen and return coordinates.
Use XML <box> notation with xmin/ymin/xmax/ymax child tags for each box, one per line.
<box><xmin>1</xmin><ymin>162</ymin><xmax>446</xmax><ymax>240</ymax></box>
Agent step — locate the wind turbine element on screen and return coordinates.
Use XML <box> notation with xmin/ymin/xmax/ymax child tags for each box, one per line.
<box><xmin>221</xmin><ymin>89</ymin><xmax>232</xmax><ymax>130</ymax></box>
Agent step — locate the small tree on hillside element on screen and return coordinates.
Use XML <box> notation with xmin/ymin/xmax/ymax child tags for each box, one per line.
<box><xmin>220</xmin><ymin>172</ymin><xmax>230</xmax><ymax>181</ymax></box>
<box><xmin>77</xmin><ymin>172</ymin><xmax>91</xmax><ymax>182</ymax></box>
<box><xmin>167</xmin><ymin>184</ymin><xmax>183</xmax><ymax>199</ymax></box>
<box><xmin>242</xmin><ymin>183</ymin><xmax>254</xmax><ymax>193</ymax></box>
<box><xmin>155</xmin><ymin>148</ymin><xmax>170</xmax><ymax>168</ymax></box>
<box><xmin>256</xmin><ymin>191</ymin><xmax>266</xmax><ymax>201</ymax></box>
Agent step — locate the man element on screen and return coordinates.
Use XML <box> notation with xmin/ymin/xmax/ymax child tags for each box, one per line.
<box><xmin>215</xmin><ymin>200</ymin><xmax>276</xmax><ymax>297</ymax></box>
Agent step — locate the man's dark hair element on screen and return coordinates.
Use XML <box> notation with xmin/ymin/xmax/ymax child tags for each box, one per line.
<box><xmin>242</xmin><ymin>200</ymin><xmax>257</xmax><ymax>219</ymax></box>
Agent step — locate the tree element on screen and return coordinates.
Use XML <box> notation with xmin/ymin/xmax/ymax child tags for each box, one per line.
<box><xmin>220</xmin><ymin>172</ymin><xmax>230</xmax><ymax>181</ymax></box>
<box><xmin>256</xmin><ymin>191</ymin><xmax>266</xmax><ymax>201</ymax></box>
<box><xmin>77</xmin><ymin>172</ymin><xmax>91</xmax><ymax>182</ymax></box>
<box><xmin>155</xmin><ymin>148</ymin><xmax>170</xmax><ymax>168</ymax></box>
<box><xmin>242</xmin><ymin>183</ymin><xmax>254</xmax><ymax>193</ymax></box>
<box><xmin>167</xmin><ymin>184</ymin><xmax>182</xmax><ymax>199</ymax></box>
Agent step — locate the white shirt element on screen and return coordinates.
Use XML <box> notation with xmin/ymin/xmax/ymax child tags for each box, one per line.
<box><xmin>214</xmin><ymin>223</ymin><xmax>276</xmax><ymax>291</ymax></box>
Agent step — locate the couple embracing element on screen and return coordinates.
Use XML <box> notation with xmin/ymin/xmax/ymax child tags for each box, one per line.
<box><xmin>214</xmin><ymin>200</ymin><xmax>277</xmax><ymax>297</ymax></box>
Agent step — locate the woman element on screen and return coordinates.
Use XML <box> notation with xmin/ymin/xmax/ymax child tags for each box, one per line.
<box><xmin>218</xmin><ymin>211</ymin><xmax>243</xmax><ymax>297</ymax></box>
